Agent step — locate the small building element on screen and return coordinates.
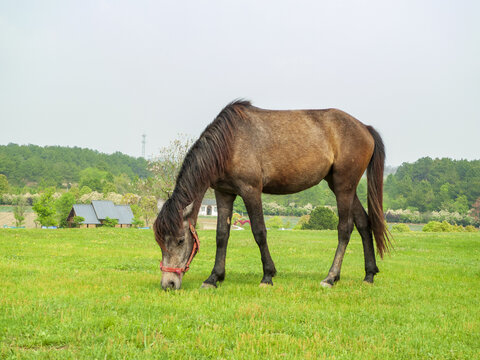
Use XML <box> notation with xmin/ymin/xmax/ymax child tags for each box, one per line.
<box><xmin>67</xmin><ymin>200</ymin><xmax>134</xmax><ymax>228</ymax></box>
<box><xmin>199</xmin><ymin>198</ymin><xmax>217</xmax><ymax>216</ymax></box>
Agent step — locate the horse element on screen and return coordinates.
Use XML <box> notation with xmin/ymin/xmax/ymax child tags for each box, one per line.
<box><xmin>153</xmin><ymin>100</ymin><xmax>391</xmax><ymax>290</ymax></box>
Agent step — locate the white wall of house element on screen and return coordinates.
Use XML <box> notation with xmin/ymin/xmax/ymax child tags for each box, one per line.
<box><xmin>199</xmin><ymin>205</ymin><xmax>217</xmax><ymax>216</ymax></box>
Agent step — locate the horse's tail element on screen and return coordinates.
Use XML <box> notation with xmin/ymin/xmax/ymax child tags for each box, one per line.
<box><xmin>366</xmin><ymin>126</ymin><xmax>392</xmax><ymax>258</ymax></box>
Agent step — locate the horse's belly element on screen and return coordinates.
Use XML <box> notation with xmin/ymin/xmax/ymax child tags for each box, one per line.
<box><xmin>262</xmin><ymin>166</ymin><xmax>330</xmax><ymax>195</ymax></box>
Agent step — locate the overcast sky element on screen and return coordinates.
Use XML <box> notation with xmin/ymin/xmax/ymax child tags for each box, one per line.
<box><xmin>1</xmin><ymin>1</ymin><xmax>479</xmax><ymax>166</ymax></box>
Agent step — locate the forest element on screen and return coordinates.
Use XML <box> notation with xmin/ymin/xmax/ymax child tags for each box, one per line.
<box><xmin>384</xmin><ymin>157</ymin><xmax>480</xmax><ymax>213</ymax></box>
<box><xmin>0</xmin><ymin>143</ymin><xmax>149</xmax><ymax>188</ymax></box>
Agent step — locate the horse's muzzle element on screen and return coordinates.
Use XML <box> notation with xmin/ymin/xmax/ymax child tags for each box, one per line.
<box><xmin>161</xmin><ymin>272</ymin><xmax>182</xmax><ymax>290</ymax></box>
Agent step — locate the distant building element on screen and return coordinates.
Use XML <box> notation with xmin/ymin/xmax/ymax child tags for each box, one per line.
<box><xmin>67</xmin><ymin>200</ymin><xmax>134</xmax><ymax>228</ymax></box>
<box><xmin>199</xmin><ymin>199</ymin><xmax>217</xmax><ymax>216</ymax></box>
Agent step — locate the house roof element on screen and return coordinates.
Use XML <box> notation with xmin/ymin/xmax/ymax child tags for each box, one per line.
<box><xmin>115</xmin><ymin>205</ymin><xmax>134</xmax><ymax>224</ymax></box>
<box><xmin>72</xmin><ymin>204</ymin><xmax>101</xmax><ymax>225</ymax></box>
<box><xmin>70</xmin><ymin>201</ymin><xmax>133</xmax><ymax>225</ymax></box>
<box><xmin>202</xmin><ymin>198</ymin><xmax>217</xmax><ymax>206</ymax></box>
<box><xmin>92</xmin><ymin>200</ymin><xmax>119</xmax><ymax>220</ymax></box>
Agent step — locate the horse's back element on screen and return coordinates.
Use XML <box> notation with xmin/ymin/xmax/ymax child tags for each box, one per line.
<box><xmin>225</xmin><ymin>106</ymin><xmax>374</xmax><ymax>194</ymax></box>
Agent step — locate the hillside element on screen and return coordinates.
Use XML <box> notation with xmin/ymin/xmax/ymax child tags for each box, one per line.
<box><xmin>0</xmin><ymin>143</ymin><xmax>150</xmax><ymax>187</ymax></box>
<box><xmin>384</xmin><ymin>157</ymin><xmax>480</xmax><ymax>212</ymax></box>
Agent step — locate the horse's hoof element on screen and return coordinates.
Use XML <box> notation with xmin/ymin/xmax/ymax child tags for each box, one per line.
<box><xmin>363</xmin><ymin>280</ymin><xmax>374</xmax><ymax>285</ymax></box>
<box><xmin>363</xmin><ymin>274</ymin><xmax>375</xmax><ymax>284</ymax></box>
<box><xmin>200</xmin><ymin>282</ymin><xmax>217</xmax><ymax>289</ymax></box>
<box><xmin>260</xmin><ymin>277</ymin><xmax>273</xmax><ymax>287</ymax></box>
<box><xmin>259</xmin><ymin>282</ymin><xmax>272</xmax><ymax>288</ymax></box>
<box><xmin>320</xmin><ymin>281</ymin><xmax>333</xmax><ymax>288</ymax></box>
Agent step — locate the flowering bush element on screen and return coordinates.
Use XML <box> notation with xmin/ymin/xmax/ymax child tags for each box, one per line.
<box><xmin>430</xmin><ymin>210</ymin><xmax>475</xmax><ymax>226</ymax></box>
<box><xmin>79</xmin><ymin>191</ymin><xmax>103</xmax><ymax>203</ymax></box>
<box><xmin>104</xmin><ymin>192</ymin><xmax>123</xmax><ymax>204</ymax></box>
<box><xmin>121</xmin><ymin>193</ymin><xmax>141</xmax><ymax>205</ymax></box>
<box><xmin>386</xmin><ymin>208</ymin><xmax>476</xmax><ymax>226</ymax></box>
<box><xmin>385</xmin><ymin>209</ymin><xmax>423</xmax><ymax>223</ymax></box>
<box><xmin>263</xmin><ymin>202</ymin><xmax>311</xmax><ymax>216</ymax></box>
<box><xmin>0</xmin><ymin>193</ymin><xmax>40</xmax><ymax>205</ymax></box>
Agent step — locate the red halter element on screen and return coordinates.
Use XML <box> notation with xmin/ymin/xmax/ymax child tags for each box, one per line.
<box><xmin>160</xmin><ymin>220</ymin><xmax>200</xmax><ymax>276</ymax></box>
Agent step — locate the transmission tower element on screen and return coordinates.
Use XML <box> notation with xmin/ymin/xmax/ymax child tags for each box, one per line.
<box><xmin>142</xmin><ymin>134</ymin><xmax>146</xmax><ymax>158</ymax></box>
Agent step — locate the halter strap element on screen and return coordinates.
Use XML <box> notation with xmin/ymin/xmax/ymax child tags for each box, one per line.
<box><xmin>160</xmin><ymin>220</ymin><xmax>200</xmax><ymax>275</ymax></box>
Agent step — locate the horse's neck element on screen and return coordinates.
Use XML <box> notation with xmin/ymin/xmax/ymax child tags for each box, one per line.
<box><xmin>173</xmin><ymin>188</ymin><xmax>207</xmax><ymax>225</ymax></box>
<box><xmin>191</xmin><ymin>191</ymin><xmax>207</xmax><ymax>223</ymax></box>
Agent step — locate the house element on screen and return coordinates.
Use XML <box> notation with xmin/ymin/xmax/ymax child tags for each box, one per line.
<box><xmin>67</xmin><ymin>200</ymin><xmax>134</xmax><ymax>228</ymax></box>
<box><xmin>199</xmin><ymin>198</ymin><xmax>217</xmax><ymax>216</ymax></box>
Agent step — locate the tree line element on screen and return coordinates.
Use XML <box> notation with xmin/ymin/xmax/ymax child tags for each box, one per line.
<box><xmin>384</xmin><ymin>157</ymin><xmax>480</xmax><ymax>213</ymax></box>
<box><xmin>0</xmin><ymin>143</ymin><xmax>149</xmax><ymax>188</ymax></box>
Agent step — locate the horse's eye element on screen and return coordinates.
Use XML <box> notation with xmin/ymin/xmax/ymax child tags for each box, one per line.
<box><xmin>177</xmin><ymin>237</ymin><xmax>185</xmax><ymax>245</ymax></box>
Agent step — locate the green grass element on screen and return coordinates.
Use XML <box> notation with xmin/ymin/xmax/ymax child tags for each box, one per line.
<box><xmin>1</xmin><ymin>229</ymin><xmax>479</xmax><ymax>359</ymax></box>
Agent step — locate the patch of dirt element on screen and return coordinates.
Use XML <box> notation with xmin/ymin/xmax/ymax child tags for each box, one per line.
<box><xmin>0</xmin><ymin>212</ymin><xmax>37</xmax><ymax>228</ymax></box>
<box><xmin>197</xmin><ymin>217</ymin><xmax>217</xmax><ymax>230</ymax></box>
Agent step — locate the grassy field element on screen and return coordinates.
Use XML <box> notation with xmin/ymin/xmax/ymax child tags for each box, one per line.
<box><xmin>0</xmin><ymin>229</ymin><xmax>479</xmax><ymax>359</ymax></box>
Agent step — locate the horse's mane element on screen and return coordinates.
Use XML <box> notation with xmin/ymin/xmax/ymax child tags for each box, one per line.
<box><xmin>154</xmin><ymin>99</ymin><xmax>251</xmax><ymax>249</ymax></box>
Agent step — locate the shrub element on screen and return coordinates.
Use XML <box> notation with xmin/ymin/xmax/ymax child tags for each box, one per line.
<box><xmin>391</xmin><ymin>223</ymin><xmax>411</xmax><ymax>232</ymax></box>
<box><xmin>423</xmin><ymin>221</ymin><xmax>448</xmax><ymax>232</ymax></box>
<box><xmin>465</xmin><ymin>225</ymin><xmax>478</xmax><ymax>233</ymax></box>
<box><xmin>302</xmin><ymin>207</ymin><xmax>338</xmax><ymax>230</ymax></box>
<box><xmin>232</xmin><ymin>213</ymin><xmax>242</xmax><ymax>225</ymax></box>
<box><xmin>132</xmin><ymin>217</ymin><xmax>144</xmax><ymax>228</ymax></box>
<box><xmin>293</xmin><ymin>215</ymin><xmax>310</xmax><ymax>230</ymax></box>
<box><xmin>72</xmin><ymin>216</ymin><xmax>85</xmax><ymax>228</ymax></box>
<box><xmin>103</xmin><ymin>217</ymin><xmax>118</xmax><ymax>227</ymax></box>
<box><xmin>423</xmin><ymin>220</ymin><xmax>466</xmax><ymax>232</ymax></box>
<box><xmin>266</xmin><ymin>216</ymin><xmax>284</xmax><ymax>229</ymax></box>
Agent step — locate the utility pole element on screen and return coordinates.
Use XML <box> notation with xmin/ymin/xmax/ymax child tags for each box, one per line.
<box><xmin>142</xmin><ymin>134</ymin><xmax>146</xmax><ymax>158</ymax></box>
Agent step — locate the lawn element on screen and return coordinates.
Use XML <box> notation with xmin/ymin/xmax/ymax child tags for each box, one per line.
<box><xmin>0</xmin><ymin>229</ymin><xmax>479</xmax><ymax>359</ymax></box>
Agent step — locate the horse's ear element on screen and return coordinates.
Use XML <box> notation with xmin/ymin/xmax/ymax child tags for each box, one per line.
<box><xmin>183</xmin><ymin>202</ymin><xmax>194</xmax><ymax>219</ymax></box>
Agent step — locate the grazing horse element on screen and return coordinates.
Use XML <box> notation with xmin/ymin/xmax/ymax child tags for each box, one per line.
<box><xmin>154</xmin><ymin>100</ymin><xmax>390</xmax><ymax>290</ymax></box>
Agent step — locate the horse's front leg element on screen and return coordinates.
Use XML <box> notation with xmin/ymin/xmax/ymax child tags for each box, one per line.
<box><xmin>241</xmin><ymin>188</ymin><xmax>277</xmax><ymax>286</ymax></box>
<box><xmin>201</xmin><ymin>191</ymin><xmax>236</xmax><ymax>288</ymax></box>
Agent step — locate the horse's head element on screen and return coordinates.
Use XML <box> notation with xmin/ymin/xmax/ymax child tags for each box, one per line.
<box><xmin>154</xmin><ymin>202</ymin><xmax>199</xmax><ymax>290</ymax></box>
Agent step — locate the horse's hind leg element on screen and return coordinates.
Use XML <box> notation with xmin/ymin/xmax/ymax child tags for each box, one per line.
<box><xmin>241</xmin><ymin>188</ymin><xmax>277</xmax><ymax>286</ymax></box>
<box><xmin>202</xmin><ymin>190</ymin><xmax>236</xmax><ymax>288</ymax></box>
<box><xmin>352</xmin><ymin>194</ymin><xmax>379</xmax><ymax>283</ymax></box>
<box><xmin>321</xmin><ymin>188</ymin><xmax>356</xmax><ymax>288</ymax></box>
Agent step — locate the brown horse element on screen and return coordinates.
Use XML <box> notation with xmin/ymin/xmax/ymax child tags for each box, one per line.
<box><xmin>154</xmin><ymin>100</ymin><xmax>390</xmax><ymax>290</ymax></box>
